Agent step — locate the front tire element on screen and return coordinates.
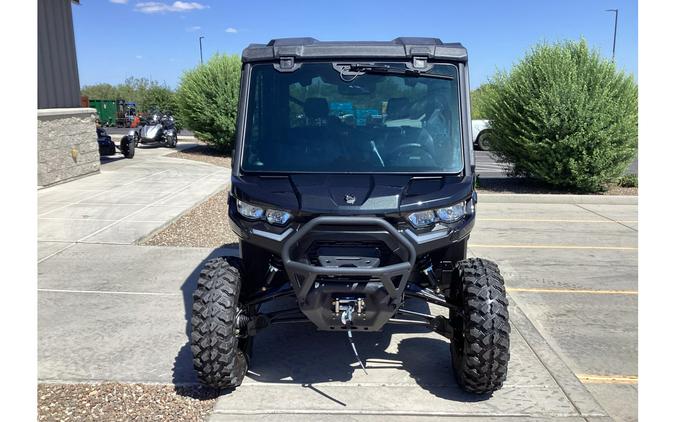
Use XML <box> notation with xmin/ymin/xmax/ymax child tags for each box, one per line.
<box><xmin>120</xmin><ymin>136</ymin><xmax>135</xmax><ymax>159</ymax></box>
<box><xmin>191</xmin><ymin>257</ymin><xmax>249</xmax><ymax>389</ymax></box>
<box><xmin>450</xmin><ymin>258</ymin><xmax>510</xmax><ymax>394</ymax></box>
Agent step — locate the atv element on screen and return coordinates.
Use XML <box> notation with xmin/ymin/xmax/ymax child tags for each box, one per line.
<box><xmin>191</xmin><ymin>38</ymin><xmax>510</xmax><ymax>395</ymax></box>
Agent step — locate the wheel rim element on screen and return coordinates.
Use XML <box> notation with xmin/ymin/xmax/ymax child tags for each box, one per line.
<box><xmin>479</xmin><ymin>134</ymin><xmax>490</xmax><ymax>150</ymax></box>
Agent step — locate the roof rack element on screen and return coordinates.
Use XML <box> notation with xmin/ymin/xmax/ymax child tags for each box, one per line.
<box><xmin>242</xmin><ymin>37</ymin><xmax>468</xmax><ymax>63</ymax></box>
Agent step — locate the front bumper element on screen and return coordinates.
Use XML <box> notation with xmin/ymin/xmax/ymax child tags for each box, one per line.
<box><xmin>229</xmin><ymin>198</ymin><xmax>474</xmax><ymax>331</ymax></box>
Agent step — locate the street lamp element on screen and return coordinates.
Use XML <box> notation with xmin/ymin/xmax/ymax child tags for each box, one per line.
<box><xmin>199</xmin><ymin>36</ymin><xmax>205</xmax><ymax>65</ymax></box>
<box><xmin>605</xmin><ymin>9</ymin><xmax>618</xmax><ymax>62</ymax></box>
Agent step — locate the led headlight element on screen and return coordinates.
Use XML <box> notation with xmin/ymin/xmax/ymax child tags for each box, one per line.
<box><xmin>407</xmin><ymin>209</ymin><xmax>437</xmax><ymax>227</ymax></box>
<box><xmin>436</xmin><ymin>203</ymin><xmax>465</xmax><ymax>223</ymax></box>
<box><xmin>236</xmin><ymin>199</ymin><xmax>264</xmax><ymax>220</ymax></box>
<box><xmin>265</xmin><ymin>208</ymin><xmax>291</xmax><ymax>225</ymax></box>
<box><xmin>407</xmin><ymin>200</ymin><xmax>472</xmax><ymax>228</ymax></box>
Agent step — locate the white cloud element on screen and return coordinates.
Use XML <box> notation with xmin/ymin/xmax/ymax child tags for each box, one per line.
<box><xmin>109</xmin><ymin>0</ymin><xmax>129</xmax><ymax>4</ymax></box>
<box><xmin>225</xmin><ymin>27</ymin><xmax>238</xmax><ymax>34</ymax></box>
<box><xmin>186</xmin><ymin>26</ymin><xmax>202</xmax><ymax>32</ymax></box>
<box><xmin>135</xmin><ymin>2</ymin><xmax>208</xmax><ymax>14</ymax></box>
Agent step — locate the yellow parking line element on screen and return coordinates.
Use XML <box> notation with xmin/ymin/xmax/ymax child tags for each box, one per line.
<box><xmin>480</xmin><ymin>218</ymin><xmax>637</xmax><ymax>224</ymax></box>
<box><xmin>577</xmin><ymin>374</ymin><xmax>638</xmax><ymax>384</ymax></box>
<box><xmin>507</xmin><ymin>287</ymin><xmax>638</xmax><ymax>295</ymax></box>
<box><xmin>470</xmin><ymin>244</ymin><xmax>637</xmax><ymax>251</ymax></box>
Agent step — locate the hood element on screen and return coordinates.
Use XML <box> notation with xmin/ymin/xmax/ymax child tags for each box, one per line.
<box><xmin>232</xmin><ymin>173</ymin><xmax>472</xmax><ymax>216</ymax></box>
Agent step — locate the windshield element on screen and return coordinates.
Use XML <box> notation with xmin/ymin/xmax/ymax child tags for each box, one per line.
<box><xmin>242</xmin><ymin>62</ymin><xmax>463</xmax><ymax>173</ymax></box>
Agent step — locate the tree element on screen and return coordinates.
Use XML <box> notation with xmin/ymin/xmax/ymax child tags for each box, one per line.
<box><xmin>482</xmin><ymin>40</ymin><xmax>638</xmax><ymax>192</ymax></box>
<box><xmin>81</xmin><ymin>83</ymin><xmax>118</xmax><ymax>100</ymax></box>
<box><xmin>175</xmin><ymin>54</ymin><xmax>241</xmax><ymax>150</ymax></box>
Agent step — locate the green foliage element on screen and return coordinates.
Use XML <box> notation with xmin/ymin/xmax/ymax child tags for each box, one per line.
<box><xmin>617</xmin><ymin>174</ymin><xmax>638</xmax><ymax>188</ymax></box>
<box><xmin>175</xmin><ymin>54</ymin><xmax>241</xmax><ymax>150</ymax></box>
<box><xmin>482</xmin><ymin>40</ymin><xmax>638</xmax><ymax>192</ymax></box>
<box><xmin>81</xmin><ymin>83</ymin><xmax>118</xmax><ymax>101</ymax></box>
<box><xmin>471</xmin><ymin>83</ymin><xmax>496</xmax><ymax>119</ymax></box>
<box><xmin>82</xmin><ymin>77</ymin><xmax>177</xmax><ymax>114</ymax></box>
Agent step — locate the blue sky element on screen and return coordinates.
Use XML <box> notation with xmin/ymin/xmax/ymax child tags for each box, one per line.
<box><xmin>73</xmin><ymin>0</ymin><xmax>637</xmax><ymax>89</ymax></box>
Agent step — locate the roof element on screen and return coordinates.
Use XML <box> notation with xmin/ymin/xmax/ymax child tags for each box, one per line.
<box><xmin>242</xmin><ymin>38</ymin><xmax>468</xmax><ymax>63</ymax></box>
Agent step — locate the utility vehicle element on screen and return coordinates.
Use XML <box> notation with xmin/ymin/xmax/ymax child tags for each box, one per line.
<box><xmin>191</xmin><ymin>38</ymin><xmax>510</xmax><ymax>394</ymax></box>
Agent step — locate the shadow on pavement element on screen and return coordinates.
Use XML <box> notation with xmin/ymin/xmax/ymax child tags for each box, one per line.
<box><xmin>172</xmin><ymin>245</ymin><xmax>489</xmax><ymax>403</ymax></box>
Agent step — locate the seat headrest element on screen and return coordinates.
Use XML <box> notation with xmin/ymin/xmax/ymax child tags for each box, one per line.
<box><xmin>304</xmin><ymin>97</ymin><xmax>329</xmax><ymax>119</ymax></box>
<box><xmin>387</xmin><ymin>97</ymin><xmax>409</xmax><ymax>120</ymax></box>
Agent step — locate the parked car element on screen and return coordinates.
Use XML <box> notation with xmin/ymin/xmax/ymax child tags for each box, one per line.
<box><xmin>472</xmin><ymin>119</ymin><xmax>494</xmax><ymax>151</ymax></box>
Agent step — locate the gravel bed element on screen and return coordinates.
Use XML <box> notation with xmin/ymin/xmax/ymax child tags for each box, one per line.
<box><xmin>141</xmin><ymin>188</ymin><xmax>238</xmax><ymax>248</ymax></box>
<box><xmin>38</xmin><ymin>383</ymin><xmax>219</xmax><ymax>421</ymax></box>
<box><xmin>166</xmin><ymin>145</ymin><xmax>231</xmax><ymax>168</ymax></box>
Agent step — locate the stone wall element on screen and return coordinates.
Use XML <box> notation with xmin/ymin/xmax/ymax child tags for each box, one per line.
<box><xmin>38</xmin><ymin>108</ymin><xmax>100</xmax><ymax>187</ymax></box>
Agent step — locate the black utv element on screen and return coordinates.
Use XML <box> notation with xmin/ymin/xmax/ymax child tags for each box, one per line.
<box><xmin>191</xmin><ymin>38</ymin><xmax>510</xmax><ymax>395</ymax></box>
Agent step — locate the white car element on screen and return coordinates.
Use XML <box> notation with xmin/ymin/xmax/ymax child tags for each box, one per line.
<box><xmin>472</xmin><ymin>119</ymin><xmax>493</xmax><ymax>150</ymax></box>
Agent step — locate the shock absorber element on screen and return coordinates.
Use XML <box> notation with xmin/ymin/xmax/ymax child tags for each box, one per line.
<box><xmin>261</xmin><ymin>255</ymin><xmax>283</xmax><ymax>291</ymax></box>
<box><xmin>418</xmin><ymin>254</ymin><xmax>440</xmax><ymax>293</ymax></box>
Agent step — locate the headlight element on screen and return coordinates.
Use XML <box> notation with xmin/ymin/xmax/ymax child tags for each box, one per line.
<box><xmin>436</xmin><ymin>203</ymin><xmax>465</xmax><ymax>223</ymax></box>
<box><xmin>407</xmin><ymin>209</ymin><xmax>436</xmax><ymax>227</ymax></box>
<box><xmin>265</xmin><ymin>208</ymin><xmax>291</xmax><ymax>225</ymax></box>
<box><xmin>236</xmin><ymin>199</ymin><xmax>292</xmax><ymax>225</ymax></box>
<box><xmin>407</xmin><ymin>199</ymin><xmax>472</xmax><ymax>228</ymax></box>
<box><xmin>236</xmin><ymin>199</ymin><xmax>264</xmax><ymax>220</ymax></box>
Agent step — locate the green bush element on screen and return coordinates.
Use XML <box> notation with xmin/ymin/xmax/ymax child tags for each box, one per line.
<box><xmin>176</xmin><ymin>54</ymin><xmax>241</xmax><ymax>151</ymax></box>
<box><xmin>482</xmin><ymin>40</ymin><xmax>638</xmax><ymax>192</ymax></box>
<box><xmin>617</xmin><ymin>174</ymin><xmax>638</xmax><ymax>188</ymax></box>
<box><xmin>471</xmin><ymin>83</ymin><xmax>497</xmax><ymax>120</ymax></box>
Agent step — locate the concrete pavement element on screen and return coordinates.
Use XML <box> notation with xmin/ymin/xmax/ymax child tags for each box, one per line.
<box><xmin>38</xmin><ymin>143</ymin><xmax>228</xmax><ymax>262</ymax></box>
<box><xmin>37</xmin><ymin>150</ymin><xmax>637</xmax><ymax>421</ymax></box>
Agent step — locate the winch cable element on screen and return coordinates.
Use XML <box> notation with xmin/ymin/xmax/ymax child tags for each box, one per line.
<box><xmin>341</xmin><ymin>306</ymin><xmax>368</xmax><ymax>375</ymax></box>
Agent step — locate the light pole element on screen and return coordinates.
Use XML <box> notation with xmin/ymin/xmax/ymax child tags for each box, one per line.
<box><xmin>199</xmin><ymin>36</ymin><xmax>205</xmax><ymax>65</ymax></box>
<box><xmin>605</xmin><ymin>9</ymin><xmax>618</xmax><ymax>61</ymax></box>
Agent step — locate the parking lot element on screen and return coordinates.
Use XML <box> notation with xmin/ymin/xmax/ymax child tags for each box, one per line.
<box><xmin>38</xmin><ymin>147</ymin><xmax>637</xmax><ymax>421</ymax></box>
<box><xmin>475</xmin><ymin>150</ymin><xmax>639</xmax><ymax>178</ymax></box>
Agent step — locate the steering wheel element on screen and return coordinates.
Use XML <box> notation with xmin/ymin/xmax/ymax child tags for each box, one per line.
<box><xmin>385</xmin><ymin>143</ymin><xmax>435</xmax><ymax>166</ymax></box>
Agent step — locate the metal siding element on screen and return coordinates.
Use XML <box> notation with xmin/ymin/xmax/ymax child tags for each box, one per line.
<box><xmin>38</xmin><ymin>0</ymin><xmax>81</xmax><ymax>109</ymax></box>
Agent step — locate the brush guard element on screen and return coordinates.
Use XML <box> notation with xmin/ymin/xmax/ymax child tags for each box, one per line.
<box><xmin>280</xmin><ymin>216</ymin><xmax>417</xmax><ymax>331</ymax></box>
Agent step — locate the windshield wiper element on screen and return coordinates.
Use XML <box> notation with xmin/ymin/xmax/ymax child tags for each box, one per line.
<box><xmin>344</xmin><ymin>64</ymin><xmax>454</xmax><ymax>81</ymax></box>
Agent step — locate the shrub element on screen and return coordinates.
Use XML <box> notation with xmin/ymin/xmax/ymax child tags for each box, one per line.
<box><xmin>471</xmin><ymin>83</ymin><xmax>497</xmax><ymax>120</ymax></box>
<box><xmin>482</xmin><ymin>40</ymin><xmax>638</xmax><ymax>192</ymax></box>
<box><xmin>617</xmin><ymin>174</ymin><xmax>638</xmax><ymax>188</ymax></box>
<box><xmin>176</xmin><ymin>54</ymin><xmax>241</xmax><ymax>151</ymax></box>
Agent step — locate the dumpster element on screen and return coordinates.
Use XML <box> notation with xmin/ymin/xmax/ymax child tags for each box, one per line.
<box><xmin>89</xmin><ymin>99</ymin><xmax>117</xmax><ymax>126</ymax></box>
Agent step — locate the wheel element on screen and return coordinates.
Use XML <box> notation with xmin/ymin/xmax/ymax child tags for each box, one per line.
<box><xmin>191</xmin><ymin>256</ymin><xmax>249</xmax><ymax>389</ymax></box>
<box><xmin>449</xmin><ymin>258</ymin><xmax>510</xmax><ymax>394</ymax></box>
<box><xmin>120</xmin><ymin>136</ymin><xmax>135</xmax><ymax>159</ymax></box>
<box><xmin>169</xmin><ymin>135</ymin><xmax>178</xmax><ymax>148</ymax></box>
<box><xmin>476</xmin><ymin>130</ymin><xmax>492</xmax><ymax>151</ymax></box>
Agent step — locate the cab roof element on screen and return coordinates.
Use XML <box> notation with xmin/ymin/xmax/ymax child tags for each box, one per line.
<box><xmin>242</xmin><ymin>38</ymin><xmax>468</xmax><ymax>63</ymax></box>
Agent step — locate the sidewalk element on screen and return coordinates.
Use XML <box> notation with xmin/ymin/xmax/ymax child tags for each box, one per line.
<box><xmin>38</xmin><ymin>145</ymin><xmax>229</xmax><ymax>262</ymax></box>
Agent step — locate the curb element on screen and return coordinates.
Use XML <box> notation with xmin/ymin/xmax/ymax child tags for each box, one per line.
<box><xmin>478</xmin><ymin>193</ymin><xmax>637</xmax><ymax>205</ymax></box>
<box><xmin>507</xmin><ymin>296</ymin><xmax>609</xmax><ymax>418</ymax></box>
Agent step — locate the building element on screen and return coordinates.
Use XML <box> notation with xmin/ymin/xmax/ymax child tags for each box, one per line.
<box><xmin>38</xmin><ymin>0</ymin><xmax>99</xmax><ymax>186</ymax></box>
